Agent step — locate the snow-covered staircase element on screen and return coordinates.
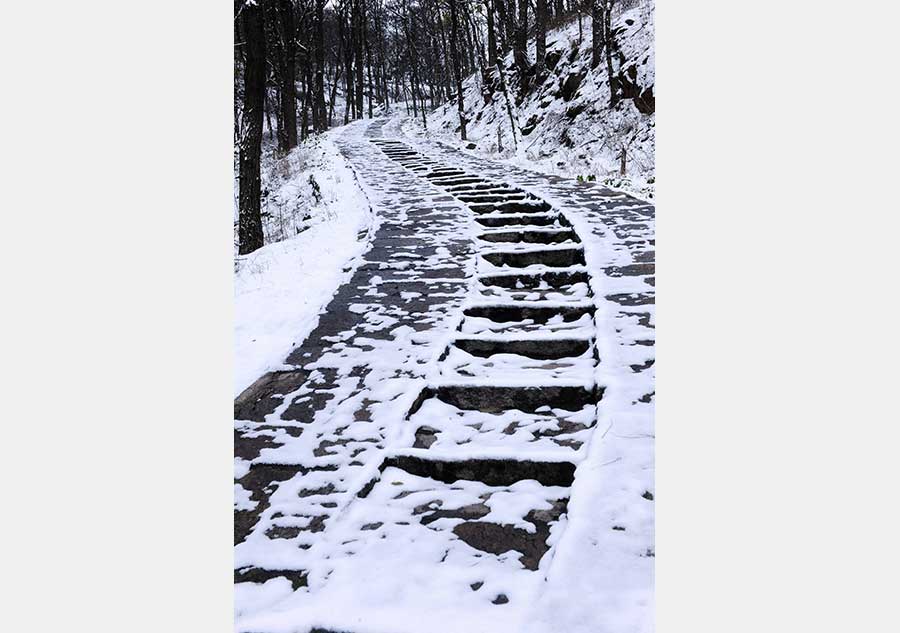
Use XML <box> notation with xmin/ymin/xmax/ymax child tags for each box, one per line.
<box><xmin>323</xmin><ymin>138</ymin><xmax>606</xmax><ymax>610</ymax></box>
<box><xmin>235</xmin><ymin>120</ymin><xmax>653</xmax><ymax>633</ymax></box>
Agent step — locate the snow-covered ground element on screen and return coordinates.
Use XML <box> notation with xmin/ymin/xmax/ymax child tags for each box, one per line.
<box><xmin>423</xmin><ymin>5</ymin><xmax>655</xmax><ymax>200</ymax></box>
<box><xmin>235</xmin><ymin>128</ymin><xmax>654</xmax><ymax>633</ymax></box>
<box><xmin>233</xmin><ymin>134</ymin><xmax>375</xmax><ymax>395</ymax></box>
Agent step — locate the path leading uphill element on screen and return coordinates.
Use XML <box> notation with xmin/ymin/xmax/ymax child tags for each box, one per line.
<box><xmin>234</xmin><ymin>117</ymin><xmax>655</xmax><ymax>633</ymax></box>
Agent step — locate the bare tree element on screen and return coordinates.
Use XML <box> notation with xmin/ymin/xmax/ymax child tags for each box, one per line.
<box><xmin>354</xmin><ymin>0</ymin><xmax>365</xmax><ymax>118</ymax></box>
<box><xmin>485</xmin><ymin>0</ymin><xmax>497</xmax><ymax>68</ymax></box>
<box><xmin>449</xmin><ymin>0</ymin><xmax>467</xmax><ymax>139</ymax></box>
<box><xmin>514</xmin><ymin>0</ymin><xmax>528</xmax><ymax>95</ymax></box>
<box><xmin>237</xmin><ymin>0</ymin><xmax>266</xmax><ymax>254</ymax></box>
<box><xmin>598</xmin><ymin>103</ymin><xmax>641</xmax><ymax>176</ymax></box>
<box><xmin>536</xmin><ymin>0</ymin><xmax>547</xmax><ymax>74</ymax></box>
<box><xmin>603</xmin><ymin>0</ymin><xmax>619</xmax><ymax>106</ymax></box>
<box><xmin>314</xmin><ymin>0</ymin><xmax>327</xmax><ymax>131</ymax></box>
<box><xmin>269</xmin><ymin>0</ymin><xmax>298</xmax><ymax>152</ymax></box>
<box><xmin>591</xmin><ymin>0</ymin><xmax>602</xmax><ymax>68</ymax></box>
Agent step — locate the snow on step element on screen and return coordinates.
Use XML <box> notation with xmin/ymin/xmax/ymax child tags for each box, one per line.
<box><xmin>477</xmin><ymin>228</ymin><xmax>579</xmax><ymax>244</ymax></box>
<box><xmin>476</xmin><ymin>270</ymin><xmax>592</xmax><ymax>303</ymax></box>
<box><xmin>450</xmin><ymin>335</ymin><xmax>593</xmax><ymax>359</ymax></box>
<box><xmin>237</xmin><ymin>466</ymin><xmax>570</xmax><ymax>633</ymax></box>
<box><xmin>474</xmin><ymin>212</ymin><xmax>562</xmax><ymax>227</ymax></box>
<box><xmin>408</xmin><ymin>395</ymin><xmax>597</xmax><ymax>455</ymax></box>
<box><xmin>459</xmin><ymin>303</ymin><xmax>595</xmax><ymax>337</ymax></box>
<box><xmin>438</xmin><ymin>340</ymin><xmax>596</xmax><ymax>384</ymax></box>
<box><xmin>478</xmin><ymin>246</ymin><xmax>587</xmax><ymax>271</ymax></box>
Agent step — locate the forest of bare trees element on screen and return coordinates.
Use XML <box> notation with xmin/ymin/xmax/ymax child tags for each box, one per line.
<box><xmin>235</xmin><ymin>0</ymin><xmax>631</xmax><ymax>254</ymax></box>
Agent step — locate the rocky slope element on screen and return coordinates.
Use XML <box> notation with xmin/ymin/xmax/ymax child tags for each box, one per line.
<box><xmin>426</xmin><ymin>4</ymin><xmax>655</xmax><ymax>198</ymax></box>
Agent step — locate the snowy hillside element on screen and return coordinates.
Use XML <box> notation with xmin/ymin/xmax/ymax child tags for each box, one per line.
<box><xmin>426</xmin><ymin>6</ymin><xmax>655</xmax><ymax>198</ymax></box>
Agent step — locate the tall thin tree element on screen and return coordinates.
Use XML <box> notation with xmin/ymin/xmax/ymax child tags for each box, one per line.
<box><xmin>314</xmin><ymin>0</ymin><xmax>327</xmax><ymax>131</ymax></box>
<box><xmin>238</xmin><ymin>0</ymin><xmax>266</xmax><ymax>254</ymax></box>
<box><xmin>354</xmin><ymin>0</ymin><xmax>365</xmax><ymax>118</ymax></box>
<box><xmin>591</xmin><ymin>0</ymin><xmax>602</xmax><ymax>68</ymax></box>
<box><xmin>514</xmin><ymin>0</ymin><xmax>528</xmax><ymax>95</ymax></box>
<box><xmin>274</xmin><ymin>0</ymin><xmax>298</xmax><ymax>151</ymax></box>
<box><xmin>485</xmin><ymin>0</ymin><xmax>497</xmax><ymax>68</ymax></box>
<box><xmin>536</xmin><ymin>0</ymin><xmax>547</xmax><ymax>74</ymax></box>
<box><xmin>603</xmin><ymin>0</ymin><xmax>618</xmax><ymax>106</ymax></box>
<box><xmin>449</xmin><ymin>0</ymin><xmax>467</xmax><ymax>139</ymax></box>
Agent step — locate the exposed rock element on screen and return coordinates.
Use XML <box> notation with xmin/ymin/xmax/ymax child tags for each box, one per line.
<box><xmin>544</xmin><ymin>48</ymin><xmax>562</xmax><ymax>72</ymax></box>
<box><xmin>560</xmin><ymin>69</ymin><xmax>585</xmax><ymax>101</ymax></box>
<box><xmin>565</xmin><ymin>103</ymin><xmax>587</xmax><ymax>120</ymax></box>
<box><xmin>521</xmin><ymin>114</ymin><xmax>542</xmax><ymax>136</ymax></box>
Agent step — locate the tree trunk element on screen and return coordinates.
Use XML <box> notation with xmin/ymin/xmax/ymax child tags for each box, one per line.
<box><xmin>238</xmin><ymin>0</ymin><xmax>266</xmax><ymax>255</ymax></box>
<box><xmin>494</xmin><ymin>0</ymin><xmax>511</xmax><ymax>52</ymax></box>
<box><xmin>340</xmin><ymin>8</ymin><xmax>355</xmax><ymax>123</ymax></box>
<box><xmin>486</xmin><ymin>0</ymin><xmax>497</xmax><ymax>67</ymax></box>
<box><xmin>462</xmin><ymin>11</ymin><xmax>476</xmax><ymax>74</ymax></box>
<box><xmin>463</xmin><ymin>2</ymin><xmax>488</xmax><ymax>82</ymax></box>
<box><xmin>436</xmin><ymin>9</ymin><xmax>454</xmax><ymax>102</ymax></box>
<box><xmin>373</xmin><ymin>0</ymin><xmax>389</xmax><ymax>110</ymax></box>
<box><xmin>591</xmin><ymin>0</ymin><xmax>602</xmax><ymax>68</ymax></box>
<box><xmin>449</xmin><ymin>0</ymin><xmax>467</xmax><ymax>140</ymax></box>
<box><xmin>314</xmin><ymin>0</ymin><xmax>327</xmax><ymax>132</ymax></box>
<box><xmin>354</xmin><ymin>0</ymin><xmax>365</xmax><ymax>118</ymax></box>
<box><xmin>264</xmin><ymin>87</ymin><xmax>275</xmax><ymax>140</ymax></box>
<box><xmin>577</xmin><ymin>8</ymin><xmax>583</xmax><ymax>44</ymax></box>
<box><xmin>505</xmin><ymin>0</ymin><xmax>517</xmax><ymax>52</ymax></box>
<box><xmin>603</xmin><ymin>0</ymin><xmax>618</xmax><ymax>106</ymax></box>
<box><xmin>514</xmin><ymin>0</ymin><xmax>528</xmax><ymax>96</ymax></box>
<box><xmin>275</xmin><ymin>0</ymin><xmax>297</xmax><ymax>151</ymax></box>
<box><xmin>328</xmin><ymin>62</ymin><xmax>342</xmax><ymax>126</ymax></box>
<box><xmin>364</xmin><ymin>1</ymin><xmax>374</xmax><ymax>117</ymax></box>
<box><xmin>401</xmin><ymin>3</ymin><xmax>426</xmax><ymax>128</ymax></box>
<box><xmin>536</xmin><ymin>0</ymin><xmax>547</xmax><ymax>74</ymax></box>
<box><xmin>495</xmin><ymin>56</ymin><xmax>518</xmax><ymax>149</ymax></box>
<box><xmin>300</xmin><ymin>62</ymin><xmax>311</xmax><ymax>140</ymax></box>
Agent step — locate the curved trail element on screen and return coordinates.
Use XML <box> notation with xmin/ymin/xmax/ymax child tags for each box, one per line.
<box><xmin>234</xmin><ymin>118</ymin><xmax>655</xmax><ymax>633</ymax></box>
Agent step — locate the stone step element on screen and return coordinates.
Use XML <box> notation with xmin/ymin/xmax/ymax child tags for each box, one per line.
<box><xmin>380</xmin><ymin>455</ymin><xmax>576</xmax><ymax>487</ymax></box>
<box><xmin>452</xmin><ymin>336</ymin><xmax>592</xmax><ymax>360</ymax></box>
<box><xmin>459</xmin><ymin>302</ymin><xmax>594</xmax><ymax>336</ymax></box>
<box><xmin>408</xmin><ymin>396</ymin><xmax>597</xmax><ymax>453</ymax></box>
<box><xmin>463</xmin><ymin>303</ymin><xmax>593</xmax><ymax>325</ymax></box>
<box><xmin>481</xmin><ymin>247</ymin><xmax>586</xmax><ymax>268</ymax></box>
<box><xmin>478</xmin><ymin>228</ymin><xmax>580</xmax><ymax>244</ymax></box>
<box><xmin>478</xmin><ymin>269</ymin><xmax>590</xmax><ymax>289</ymax></box>
<box><xmin>457</xmin><ymin>193</ymin><xmax>528</xmax><ymax>203</ymax></box>
<box><xmin>438</xmin><ymin>342</ymin><xmax>595</xmax><ymax>384</ymax></box>
<box><xmin>474</xmin><ymin>212</ymin><xmax>563</xmax><ymax>227</ymax></box>
<box><xmin>446</xmin><ymin>182</ymin><xmax>503</xmax><ymax>192</ymax></box>
<box><xmin>233</xmin><ymin>567</ymin><xmax>307</xmax><ymax>590</ymax></box>
<box><xmin>411</xmin><ymin>383</ymin><xmax>600</xmax><ymax>414</ymax></box>
<box><xmin>321</xmin><ymin>465</ymin><xmax>571</xmax><ymax>602</ymax></box>
<box><xmin>475</xmin><ymin>270</ymin><xmax>592</xmax><ymax>303</ymax></box>
<box><xmin>426</xmin><ymin>169</ymin><xmax>467</xmax><ymax>179</ymax></box>
<box><xmin>470</xmin><ymin>200</ymin><xmax>554</xmax><ymax>214</ymax></box>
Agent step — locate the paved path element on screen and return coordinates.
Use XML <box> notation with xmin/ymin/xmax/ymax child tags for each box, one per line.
<box><xmin>234</xmin><ymin>118</ymin><xmax>655</xmax><ymax>633</ymax></box>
